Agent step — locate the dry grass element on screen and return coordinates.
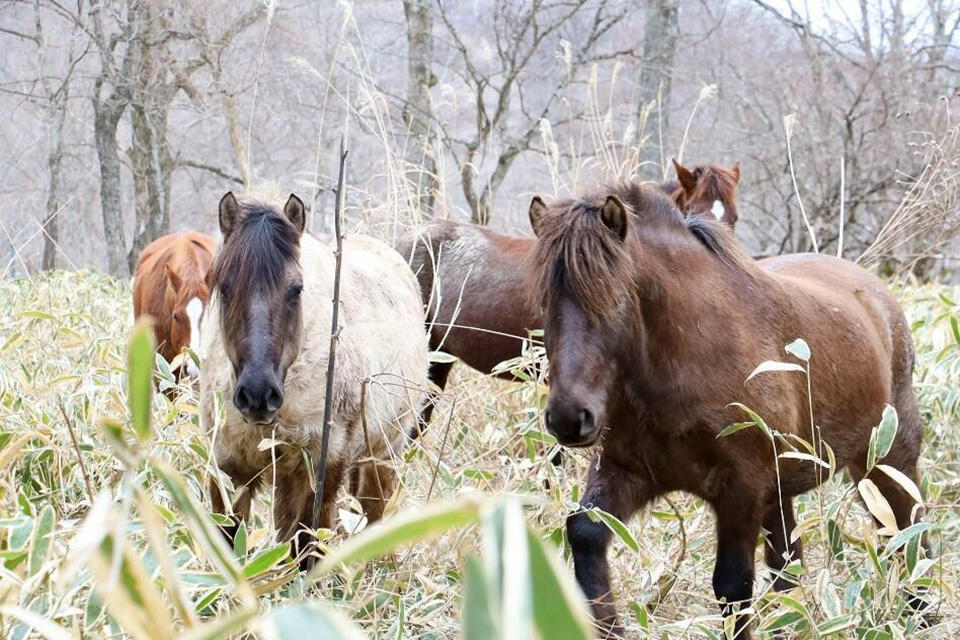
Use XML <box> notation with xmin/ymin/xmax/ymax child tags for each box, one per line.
<box><xmin>0</xmin><ymin>267</ymin><xmax>959</xmax><ymax>638</ymax></box>
<box><xmin>858</xmin><ymin>106</ymin><xmax>960</xmax><ymax>273</ymax></box>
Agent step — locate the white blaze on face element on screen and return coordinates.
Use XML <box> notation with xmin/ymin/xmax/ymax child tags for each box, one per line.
<box><xmin>185</xmin><ymin>297</ymin><xmax>203</xmax><ymax>377</ymax></box>
<box><xmin>711</xmin><ymin>200</ymin><xmax>726</xmax><ymax>221</ymax></box>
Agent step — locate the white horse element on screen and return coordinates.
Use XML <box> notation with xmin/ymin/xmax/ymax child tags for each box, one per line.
<box><xmin>200</xmin><ymin>192</ymin><xmax>428</xmax><ymax>564</ymax></box>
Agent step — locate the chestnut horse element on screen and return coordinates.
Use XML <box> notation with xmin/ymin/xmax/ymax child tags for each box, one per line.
<box><xmin>669</xmin><ymin>159</ymin><xmax>740</xmax><ymax>227</ymax></box>
<box><xmin>133</xmin><ymin>231</ymin><xmax>216</xmax><ymax>377</ymax></box>
<box><xmin>527</xmin><ymin>183</ymin><xmax>924</xmax><ymax>638</ymax></box>
<box><xmin>400</xmin><ymin>168</ymin><xmax>741</xmax><ymax>432</ymax></box>
<box><xmin>200</xmin><ymin>193</ymin><xmax>427</xmax><ymax>565</ymax></box>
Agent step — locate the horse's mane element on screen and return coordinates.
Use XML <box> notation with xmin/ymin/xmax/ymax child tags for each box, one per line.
<box><xmin>211</xmin><ymin>199</ymin><xmax>300</xmax><ymax>318</ymax></box>
<box><xmin>529</xmin><ymin>182</ymin><xmax>752</xmax><ymax>322</ymax></box>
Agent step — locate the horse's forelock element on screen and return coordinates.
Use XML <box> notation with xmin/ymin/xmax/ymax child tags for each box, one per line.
<box><xmin>211</xmin><ymin>200</ymin><xmax>301</xmax><ymax>320</ymax></box>
<box><xmin>530</xmin><ymin>196</ymin><xmax>637</xmax><ymax>324</ymax></box>
<box><xmin>694</xmin><ymin>166</ymin><xmax>738</xmax><ymax>208</ymax></box>
<box><xmin>530</xmin><ymin>183</ymin><xmax>753</xmax><ymax>322</ymax></box>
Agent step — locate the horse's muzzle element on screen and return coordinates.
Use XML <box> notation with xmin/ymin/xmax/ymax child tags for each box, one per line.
<box><xmin>233</xmin><ymin>368</ymin><xmax>284</xmax><ymax>425</ymax></box>
<box><xmin>544</xmin><ymin>401</ymin><xmax>602</xmax><ymax>448</ymax></box>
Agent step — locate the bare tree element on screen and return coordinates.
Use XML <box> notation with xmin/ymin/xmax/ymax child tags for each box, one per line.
<box><xmin>403</xmin><ymin>0</ymin><xmax>437</xmax><ymax>216</ymax></box>
<box><xmin>187</xmin><ymin>6</ymin><xmax>267</xmax><ymax>190</ymax></box>
<box><xmin>636</xmin><ymin>0</ymin><xmax>679</xmax><ymax>180</ymax></box>
<box><xmin>13</xmin><ymin>3</ymin><xmax>88</xmax><ymax>270</ymax></box>
<box><xmin>89</xmin><ymin>0</ymin><xmax>145</xmax><ymax>277</ymax></box>
<box><xmin>436</xmin><ymin>0</ymin><xmax>632</xmax><ymax>224</ymax></box>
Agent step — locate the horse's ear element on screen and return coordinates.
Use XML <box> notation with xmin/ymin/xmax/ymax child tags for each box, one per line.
<box><xmin>164</xmin><ymin>263</ymin><xmax>182</xmax><ymax>295</ymax></box>
<box><xmin>600</xmin><ymin>196</ymin><xmax>628</xmax><ymax>241</ymax></box>
<box><xmin>283</xmin><ymin>194</ymin><xmax>306</xmax><ymax>235</ymax></box>
<box><xmin>672</xmin><ymin>158</ymin><xmax>697</xmax><ymax>195</ymax></box>
<box><xmin>219</xmin><ymin>192</ymin><xmax>240</xmax><ymax>237</ymax></box>
<box><xmin>731</xmin><ymin>161</ymin><xmax>741</xmax><ymax>183</ymax></box>
<box><xmin>529</xmin><ymin>196</ymin><xmax>548</xmax><ymax>237</ymax></box>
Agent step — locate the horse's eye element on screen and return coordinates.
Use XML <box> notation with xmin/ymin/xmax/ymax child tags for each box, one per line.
<box><xmin>288</xmin><ymin>284</ymin><xmax>303</xmax><ymax>301</ymax></box>
<box><xmin>172</xmin><ymin>312</ymin><xmax>181</xmax><ymax>322</ymax></box>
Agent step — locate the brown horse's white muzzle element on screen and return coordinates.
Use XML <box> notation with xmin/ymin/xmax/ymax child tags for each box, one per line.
<box><xmin>544</xmin><ymin>394</ymin><xmax>602</xmax><ymax>447</ymax></box>
<box><xmin>233</xmin><ymin>368</ymin><xmax>284</xmax><ymax>425</ymax></box>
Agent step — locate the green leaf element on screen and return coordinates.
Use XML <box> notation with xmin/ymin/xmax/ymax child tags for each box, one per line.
<box><xmin>873</xmin><ymin>405</ymin><xmax>898</xmax><ymax>461</ymax></box>
<box><xmin>826</xmin><ymin>518</ymin><xmax>843</xmax><ymax>559</ymax></box>
<box><xmin>180</xmin><ymin>607</ymin><xmax>259</xmax><ymax>640</ymax></box>
<box><xmin>152</xmin><ymin>461</ymin><xmax>243</xmax><ymax>585</ymax></box>
<box><xmin>747</xmin><ymin>360</ymin><xmax>805</xmax><ymax>381</ymax></box>
<box><xmin>233</xmin><ymin>522</ymin><xmax>248</xmax><ymax>558</ymax></box>
<box><xmin>127</xmin><ymin>321</ymin><xmax>155</xmax><ymax>442</ymax></box>
<box><xmin>0</xmin><ymin>605</ymin><xmax>72</xmax><ymax>640</ymax></box>
<box><xmin>313</xmin><ymin>494</ymin><xmax>486</xmax><ymax>579</ymax></box>
<box><xmin>951</xmin><ymin>315</ymin><xmax>960</xmax><ymax>345</ymax></box>
<box><xmin>241</xmin><ymin>542</ymin><xmax>290</xmax><ymax>579</ymax></box>
<box><xmin>28</xmin><ymin>504</ymin><xmax>55</xmax><ymax>576</ymax></box>
<box><xmin>785</xmin><ymin>338</ymin><xmax>811</xmax><ymax>361</ymax></box>
<box><xmin>263</xmin><ymin>602</ymin><xmax>364</xmax><ymax>640</ymax></box>
<box><xmin>428</xmin><ymin>350</ymin><xmax>459</xmax><ymax>364</ymax></box>
<box><xmin>909</xmin><ymin>558</ymin><xmax>936</xmax><ymax>583</ymax></box>
<box><xmin>527</xmin><ymin>528</ymin><xmax>592</xmax><ymax>640</ymax></box>
<box><xmin>717</xmin><ymin>422</ymin><xmax>757</xmax><ymax>438</ymax></box>
<box><xmin>772</xmin><ymin>593</ymin><xmax>812</xmax><ymax>620</ymax></box>
<box><xmin>463</xmin><ymin>555</ymin><xmax>498</xmax><ymax>640</ymax></box>
<box><xmin>729</xmin><ymin>403</ymin><xmax>774</xmax><ymax>441</ymax></box>
<box><xmin>764</xmin><ymin>611</ymin><xmax>805</xmax><ymax>632</ymax></box>
<box><xmin>816</xmin><ymin>614</ymin><xmax>858</xmax><ymax>635</ymax></box>
<box><xmin>586</xmin><ymin>508</ymin><xmax>639</xmax><ymax>554</ymax></box>
<box><xmin>883</xmin><ymin>522</ymin><xmax>931</xmax><ymax>557</ymax></box>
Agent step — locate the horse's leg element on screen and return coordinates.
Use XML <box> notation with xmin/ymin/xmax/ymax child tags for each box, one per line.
<box><xmin>849</xmin><ymin>402</ymin><xmax>927</xmax><ymax>613</ymax></box>
<box><xmin>414</xmin><ymin>358</ymin><xmax>455</xmax><ymax>437</ymax></box>
<box><xmin>567</xmin><ymin>457</ymin><xmax>651</xmax><ymax>637</ymax></box>
<box><xmin>275</xmin><ymin>459</ymin><xmax>346</xmax><ymax>571</ymax></box>
<box><xmin>354</xmin><ymin>459</ymin><xmax>397</xmax><ymax>524</ymax></box>
<box><xmin>712</xmin><ymin>495</ymin><xmax>762</xmax><ymax>639</ymax></box>
<box><xmin>762</xmin><ymin>494</ymin><xmax>802</xmax><ymax>591</ymax></box>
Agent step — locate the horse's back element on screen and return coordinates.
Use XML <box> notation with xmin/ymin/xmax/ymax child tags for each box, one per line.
<box><xmin>397</xmin><ymin>220</ymin><xmax>539</xmax><ymax>373</ymax></box>
<box><xmin>294</xmin><ymin>234</ymin><xmax>427</xmax><ymax>449</ymax></box>
<box><xmin>759</xmin><ymin>253</ymin><xmax>915</xmax><ymax>412</ymax></box>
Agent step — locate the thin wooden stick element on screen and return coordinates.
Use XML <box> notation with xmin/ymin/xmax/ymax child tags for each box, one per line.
<box><xmin>59</xmin><ymin>398</ymin><xmax>95</xmax><ymax>503</ymax></box>
<box><xmin>308</xmin><ymin>136</ymin><xmax>348</xmax><ymax>570</ymax></box>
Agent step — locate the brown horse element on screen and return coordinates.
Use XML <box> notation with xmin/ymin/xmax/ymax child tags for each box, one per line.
<box><xmin>200</xmin><ymin>193</ymin><xmax>427</xmax><ymax>565</ymax></box>
<box><xmin>670</xmin><ymin>158</ymin><xmax>740</xmax><ymax>227</ymax></box>
<box><xmin>133</xmin><ymin>231</ymin><xmax>217</xmax><ymax>377</ymax></box>
<box><xmin>527</xmin><ymin>183</ymin><xmax>924</xmax><ymax>638</ymax></box>
<box><xmin>399</xmin><ymin>169</ymin><xmax>741</xmax><ymax>432</ymax></box>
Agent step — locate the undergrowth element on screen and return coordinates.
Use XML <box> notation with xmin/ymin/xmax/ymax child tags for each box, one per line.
<box><xmin>0</xmin><ymin>271</ymin><xmax>958</xmax><ymax>638</ymax></box>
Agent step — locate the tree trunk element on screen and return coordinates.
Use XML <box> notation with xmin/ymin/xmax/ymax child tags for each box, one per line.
<box><xmin>403</xmin><ymin>0</ymin><xmax>437</xmax><ymax>217</ymax></box>
<box><xmin>94</xmin><ymin>99</ymin><xmax>129</xmax><ymax>278</ymax></box>
<box><xmin>636</xmin><ymin>0</ymin><xmax>679</xmax><ymax>180</ymax></box>
<box><xmin>128</xmin><ymin>101</ymin><xmax>170</xmax><ymax>272</ymax></box>
<box><xmin>42</xmin><ymin>87</ymin><xmax>68</xmax><ymax>271</ymax></box>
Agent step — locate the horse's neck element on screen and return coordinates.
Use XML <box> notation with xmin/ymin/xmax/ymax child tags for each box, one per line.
<box><xmin>633</xmin><ymin>236</ymin><xmax>770</xmax><ymax>370</ymax></box>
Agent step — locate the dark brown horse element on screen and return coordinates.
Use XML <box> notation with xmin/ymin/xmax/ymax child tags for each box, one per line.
<box><xmin>401</xmin><ymin>168</ymin><xmax>741</xmax><ymax>432</ymax></box>
<box><xmin>133</xmin><ymin>231</ymin><xmax>217</xmax><ymax>377</ymax></box>
<box><xmin>527</xmin><ymin>183</ymin><xmax>924</xmax><ymax>638</ymax></box>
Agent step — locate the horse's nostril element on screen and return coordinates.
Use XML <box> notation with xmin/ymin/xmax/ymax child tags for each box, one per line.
<box><xmin>234</xmin><ymin>385</ymin><xmax>250</xmax><ymax>411</ymax></box>
<box><xmin>579</xmin><ymin>408</ymin><xmax>595</xmax><ymax>435</ymax></box>
<box><xmin>544</xmin><ymin>409</ymin><xmax>553</xmax><ymax>431</ymax></box>
<box><xmin>266</xmin><ymin>385</ymin><xmax>284</xmax><ymax>412</ymax></box>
